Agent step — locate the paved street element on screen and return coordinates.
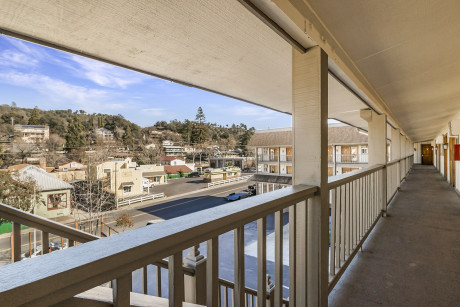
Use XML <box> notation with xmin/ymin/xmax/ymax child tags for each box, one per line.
<box><xmin>0</xmin><ymin>178</ymin><xmax>290</xmax><ymax>299</ymax></box>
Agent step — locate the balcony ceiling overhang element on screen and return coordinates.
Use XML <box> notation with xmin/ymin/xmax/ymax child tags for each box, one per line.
<box><xmin>0</xmin><ymin>0</ymin><xmax>371</xmax><ymax>132</ymax></box>
<box><xmin>2</xmin><ymin>1</ymin><xmax>459</xmax><ymax>141</ymax></box>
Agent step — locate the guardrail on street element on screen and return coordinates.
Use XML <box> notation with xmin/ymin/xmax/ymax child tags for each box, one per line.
<box><xmin>118</xmin><ymin>193</ymin><xmax>165</xmax><ymax>207</ymax></box>
<box><xmin>207</xmin><ymin>175</ymin><xmax>253</xmax><ymax>188</ymax></box>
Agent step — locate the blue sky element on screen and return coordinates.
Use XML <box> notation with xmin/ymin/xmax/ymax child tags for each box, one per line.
<box><xmin>0</xmin><ymin>35</ymin><xmax>292</xmax><ymax>129</ymax></box>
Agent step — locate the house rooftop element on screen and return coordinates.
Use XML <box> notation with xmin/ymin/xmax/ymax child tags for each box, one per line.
<box><xmin>248</xmin><ymin>126</ymin><xmax>368</xmax><ymax>147</ymax></box>
<box><xmin>15</xmin><ymin>165</ymin><xmax>73</xmax><ymax>191</ymax></box>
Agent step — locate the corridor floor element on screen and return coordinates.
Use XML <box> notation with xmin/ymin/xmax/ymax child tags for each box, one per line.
<box><xmin>329</xmin><ymin>164</ymin><xmax>460</xmax><ymax>306</ymax></box>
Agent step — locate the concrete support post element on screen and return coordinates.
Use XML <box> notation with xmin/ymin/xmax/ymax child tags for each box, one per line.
<box><xmin>184</xmin><ymin>244</ymin><xmax>206</xmax><ymax>305</ymax></box>
<box><xmin>360</xmin><ymin>110</ymin><xmax>387</xmax><ymax>214</ymax></box>
<box><xmin>391</xmin><ymin>128</ymin><xmax>401</xmax><ymax>188</ymax></box>
<box><xmin>292</xmin><ymin>46</ymin><xmax>328</xmax><ymax>307</ymax></box>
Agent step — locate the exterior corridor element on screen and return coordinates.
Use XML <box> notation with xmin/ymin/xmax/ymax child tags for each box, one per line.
<box><xmin>329</xmin><ymin>165</ymin><xmax>460</xmax><ymax>306</ymax></box>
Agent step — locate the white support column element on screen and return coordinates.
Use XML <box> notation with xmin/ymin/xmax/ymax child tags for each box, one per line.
<box><xmin>391</xmin><ymin>128</ymin><xmax>401</xmax><ymax>188</ymax></box>
<box><xmin>391</xmin><ymin>128</ymin><xmax>401</xmax><ymax>161</ymax></box>
<box><xmin>400</xmin><ymin>134</ymin><xmax>406</xmax><ymax>159</ymax></box>
<box><xmin>292</xmin><ymin>46</ymin><xmax>328</xmax><ymax>307</ymax></box>
<box><xmin>360</xmin><ymin>110</ymin><xmax>387</xmax><ymax>214</ymax></box>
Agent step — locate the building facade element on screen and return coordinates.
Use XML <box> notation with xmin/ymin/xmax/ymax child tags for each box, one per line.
<box><xmin>14</xmin><ymin>125</ymin><xmax>50</xmax><ymax>143</ymax></box>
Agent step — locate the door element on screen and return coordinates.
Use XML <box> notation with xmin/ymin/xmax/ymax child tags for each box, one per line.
<box><xmin>421</xmin><ymin>144</ymin><xmax>433</xmax><ymax>165</ymax></box>
<box><xmin>437</xmin><ymin>144</ymin><xmax>441</xmax><ymax>170</ymax></box>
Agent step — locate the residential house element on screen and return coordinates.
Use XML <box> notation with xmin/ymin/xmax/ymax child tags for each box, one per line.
<box><xmin>13</xmin><ymin>124</ymin><xmax>50</xmax><ymax>143</ymax></box>
<box><xmin>208</xmin><ymin>157</ymin><xmax>245</xmax><ymax>169</ymax></box>
<box><xmin>50</xmin><ymin>161</ymin><xmax>87</xmax><ymax>182</ymax></box>
<box><xmin>94</xmin><ymin>127</ymin><xmax>114</xmax><ymax>142</ymax></box>
<box><xmin>160</xmin><ymin>156</ymin><xmax>195</xmax><ymax>171</ymax></box>
<box><xmin>203</xmin><ymin>167</ymin><xmax>241</xmax><ymax>182</ymax></box>
<box><xmin>14</xmin><ymin>165</ymin><xmax>73</xmax><ymax>219</ymax></box>
<box><xmin>162</xmin><ymin>140</ymin><xmax>185</xmax><ymax>156</ymax></box>
<box><xmin>164</xmin><ymin>165</ymin><xmax>193</xmax><ymax>179</ymax></box>
<box><xmin>94</xmin><ymin>157</ymin><xmax>166</xmax><ymax>199</ymax></box>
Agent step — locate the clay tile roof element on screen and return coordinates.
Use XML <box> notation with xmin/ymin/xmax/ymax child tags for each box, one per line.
<box><xmin>164</xmin><ymin>165</ymin><xmax>192</xmax><ymax>174</ymax></box>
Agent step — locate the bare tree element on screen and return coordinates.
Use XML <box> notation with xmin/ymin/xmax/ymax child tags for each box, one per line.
<box><xmin>71</xmin><ymin>169</ymin><xmax>114</xmax><ymax>235</ymax></box>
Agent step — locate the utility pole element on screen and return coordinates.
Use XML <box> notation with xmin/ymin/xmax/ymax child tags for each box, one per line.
<box><xmin>114</xmin><ymin>162</ymin><xmax>118</xmax><ymax>209</ymax></box>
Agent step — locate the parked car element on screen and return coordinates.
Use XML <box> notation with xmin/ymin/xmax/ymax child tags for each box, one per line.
<box><xmin>187</xmin><ymin>172</ymin><xmax>201</xmax><ymax>178</ymax></box>
<box><xmin>146</xmin><ymin>219</ymin><xmax>165</xmax><ymax>226</ymax></box>
<box><xmin>224</xmin><ymin>192</ymin><xmax>249</xmax><ymax>201</ymax></box>
<box><xmin>142</xmin><ymin>179</ymin><xmax>154</xmax><ymax>188</ymax></box>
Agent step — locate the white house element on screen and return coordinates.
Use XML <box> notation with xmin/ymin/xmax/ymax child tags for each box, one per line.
<box><xmin>15</xmin><ymin>165</ymin><xmax>73</xmax><ymax>219</ymax></box>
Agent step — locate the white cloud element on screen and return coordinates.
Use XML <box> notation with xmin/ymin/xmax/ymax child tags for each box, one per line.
<box><xmin>0</xmin><ymin>50</ymin><xmax>39</xmax><ymax>67</ymax></box>
<box><xmin>142</xmin><ymin>108</ymin><xmax>165</xmax><ymax>116</ymax></box>
<box><xmin>0</xmin><ymin>70</ymin><xmax>107</xmax><ymax>104</ymax></box>
<box><xmin>234</xmin><ymin>105</ymin><xmax>277</xmax><ymax>120</ymax></box>
<box><xmin>68</xmin><ymin>55</ymin><xmax>144</xmax><ymax>89</ymax></box>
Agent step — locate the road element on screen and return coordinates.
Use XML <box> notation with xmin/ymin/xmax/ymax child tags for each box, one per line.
<box><xmin>0</xmin><ymin>179</ymin><xmax>290</xmax><ymax>298</ymax></box>
<box><xmin>0</xmin><ymin>181</ymin><xmax>249</xmax><ymax>259</ymax></box>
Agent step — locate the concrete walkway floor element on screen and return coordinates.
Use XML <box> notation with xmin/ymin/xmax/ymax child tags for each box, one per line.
<box><xmin>329</xmin><ymin>164</ymin><xmax>460</xmax><ymax>307</ymax></box>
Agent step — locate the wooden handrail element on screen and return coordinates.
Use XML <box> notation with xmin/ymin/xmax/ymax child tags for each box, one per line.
<box><xmin>0</xmin><ymin>203</ymin><xmax>98</xmax><ymax>243</ymax></box>
<box><xmin>0</xmin><ymin>185</ymin><xmax>317</xmax><ymax>306</ymax></box>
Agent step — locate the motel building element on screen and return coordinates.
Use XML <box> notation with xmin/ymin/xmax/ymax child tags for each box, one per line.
<box><xmin>1</xmin><ymin>1</ymin><xmax>460</xmax><ymax>307</ymax></box>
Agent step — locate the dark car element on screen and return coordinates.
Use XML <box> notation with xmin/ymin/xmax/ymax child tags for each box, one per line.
<box><xmin>187</xmin><ymin>172</ymin><xmax>200</xmax><ymax>178</ymax></box>
<box><xmin>224</xmin><ymin>192</ymin><xmax>249</xmax><ymax>201</ymax></box>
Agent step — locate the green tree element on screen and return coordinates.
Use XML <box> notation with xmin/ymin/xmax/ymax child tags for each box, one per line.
<box><xmin>123</xmin><ymin>125</ymin><xmax>134</xmax><ymax>148</ymax></box>
<box><xmin>0</xmin><ymin>172</ymin><xmax>39</xmax><ymax>223</ymax></box>
<box><xmin>192</xmin><ymin>107</ymin><xmax>209</xmax><ymax>144</ymax></box>
<box><xmin>66</xmin><ymin>113</ymin><xmax>87</xmax><ymax>149</ymax></box>
<box><xmin>28</xmin><ymin>107</ymin><xmax>41</xmax><ymax>125</ymax></box>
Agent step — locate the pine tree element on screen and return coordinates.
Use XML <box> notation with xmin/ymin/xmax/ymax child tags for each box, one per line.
<box><xmin>66</xmin><ymin>113</ymin><xmax>86</xmax><ymax>149</ymax></box>
<box><xmin>192</xmin><ymin>107</ymin><xmax>209</xmax><ymax>144</ymax></box>
<box><xmin>28</xmin><ymin>107</ymin><xmax>41</xmax><ymax>125</ymax></box>
<box><xmin>123</xmin><ymin>125</ymin><xmax>134</xmax><ymax>149</ymax></box>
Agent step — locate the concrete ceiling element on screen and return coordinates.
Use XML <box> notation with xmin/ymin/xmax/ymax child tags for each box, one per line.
<box><xmin>283</xmin><ymin>0</ymin><xmax>460</xmax><ymax>142</ymax></box>
<box><xmin>0</xmin><ymin>0</ymin><xmax>371</xmax><ymax>132</ymax></box>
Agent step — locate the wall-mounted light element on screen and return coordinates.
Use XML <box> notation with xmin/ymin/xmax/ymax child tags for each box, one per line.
<box><xmin>443</xmin><ymin>144</ymin><xmax>448</xmax><ymax>150</ymax></box>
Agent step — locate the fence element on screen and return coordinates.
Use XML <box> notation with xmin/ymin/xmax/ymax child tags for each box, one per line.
<box><xmin>207</xmin><ymin>175</ymin><xmax>253</xmax><ymax>188</ymax></box>
<box><xmin>118</xmin><ymin>193</ymin><xmax>165</xmax><ymax>206</ymax></box>
<box><xmin>0</xmin><ymin>156</ymin><xmax>414</xmax><ymax>306</ymax></box>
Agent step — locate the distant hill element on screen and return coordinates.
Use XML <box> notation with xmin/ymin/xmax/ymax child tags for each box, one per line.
<box><xmin>0</xmin><ymin>104</ymin><xmax>254</xmax><ymax>153</ymax></box>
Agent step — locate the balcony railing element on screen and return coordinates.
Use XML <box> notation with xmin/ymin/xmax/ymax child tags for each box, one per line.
<box><xmin>329</xmin><ymin>153</ymin><xmax>369</xmax><ymax>164</ymax></box>
<box><xmin>257</xmin><ymin>155</ymin><xmax>279</xmax><ymax>162</ymax></box>
<box><xmin>0</xmin><ymin>155</ymin><xmax>414</xmax><ymax>306</ymax></box>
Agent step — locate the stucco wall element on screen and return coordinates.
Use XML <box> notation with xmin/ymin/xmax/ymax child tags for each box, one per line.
<box><xmin>35</xmin><ymin>189</ymin><xmax>72</xmax><ymax>219</ymax></box>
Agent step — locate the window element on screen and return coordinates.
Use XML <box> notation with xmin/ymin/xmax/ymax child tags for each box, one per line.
<box><xmin>123</xmin><ymin>186</ymin><xmax>132</xmax><ymax>193</ymax></box>
<box><xmin>103</xmin><ymin>168</ymin><xmax>111</xmax><ymax>174</ymax></box>
<box><xmin>361</xmin><ymin>147</ymin><xmax>368</xmax><ymax>154</ymax></box>
<box><xmin>47</xmin><ymin>193</ymin><xmax>67</xmax><ymax>210</ymax></box>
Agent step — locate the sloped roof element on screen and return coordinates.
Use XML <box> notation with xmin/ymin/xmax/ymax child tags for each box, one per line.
<box><xmin>161</xmin><ymin>156</ymin><xmax>184</xmax><ymax>162</ymax></box>
<box><xmin>7</xmin><ymin>164</ymin><xmax>29</xmax><ymax>172</ymax></box>
<box><xmin>164</xmin><ymin>165</ymin><xmax>192</xmax><ymax>174</ymax></box>
<box><xmin>16</xmin><ymin>165</ymin><xmax>73</xmax><ymax>191</ymax></box>
<box><xmin>248</xmin><ymin>127</ymin><xmax>367</xmax><ymax>147</ymax></box>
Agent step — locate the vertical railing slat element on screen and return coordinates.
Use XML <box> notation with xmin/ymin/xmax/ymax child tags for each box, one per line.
<box><xmin>42</xmin><ymin>231</ymin><xmax>49</xmax><ymax>255</ymax></box>
<box><xmin>288</xmin><ymin>205</ymin><xmax>296</xmax><ymax>306</ymax></box>
<box><xmin>207</xmin><ymin>237</ymin><xmax>219</xmax><ymax>307</ymax></box>
<box><xmin>12</xmin><ymin>222</ymin><xmax>21</xmax><ymax>262</ymax></box>
<box><xmin>156</xmin><ymin>266</ymin><xmax>162</xmax><ymax>297</ymax></box>
<box><xmin>257</xmin><ymin>217</ymin><xmax>267</xmax><ymax>307</ymax></box>
<box><xmin>330</xmin><ymin>189</ymin><xmax>336</xmax><ymax>277</ymax></box>
<box><xmin>234</xmin><ymin>227</ymin><xmax>245</xmax><ymax>307</ymax></box>
<box><xmin>275</xmin><ymin>210</ymin><xmax>283</xmax><ymax>307</ymax></box>
<box><xmin>142</xmin><ymin>265</ymin><xmax>148</xmax><ymax>295</ymax></box>
<box><xmin>169</xmin><ymin>252</ymin><xmax>184</xmax><ymax>307</ymax></box>
<box><xmin>113</xmin><ymin>273</ymin><xmax>132</xmax><ymax>307</ymax></box>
